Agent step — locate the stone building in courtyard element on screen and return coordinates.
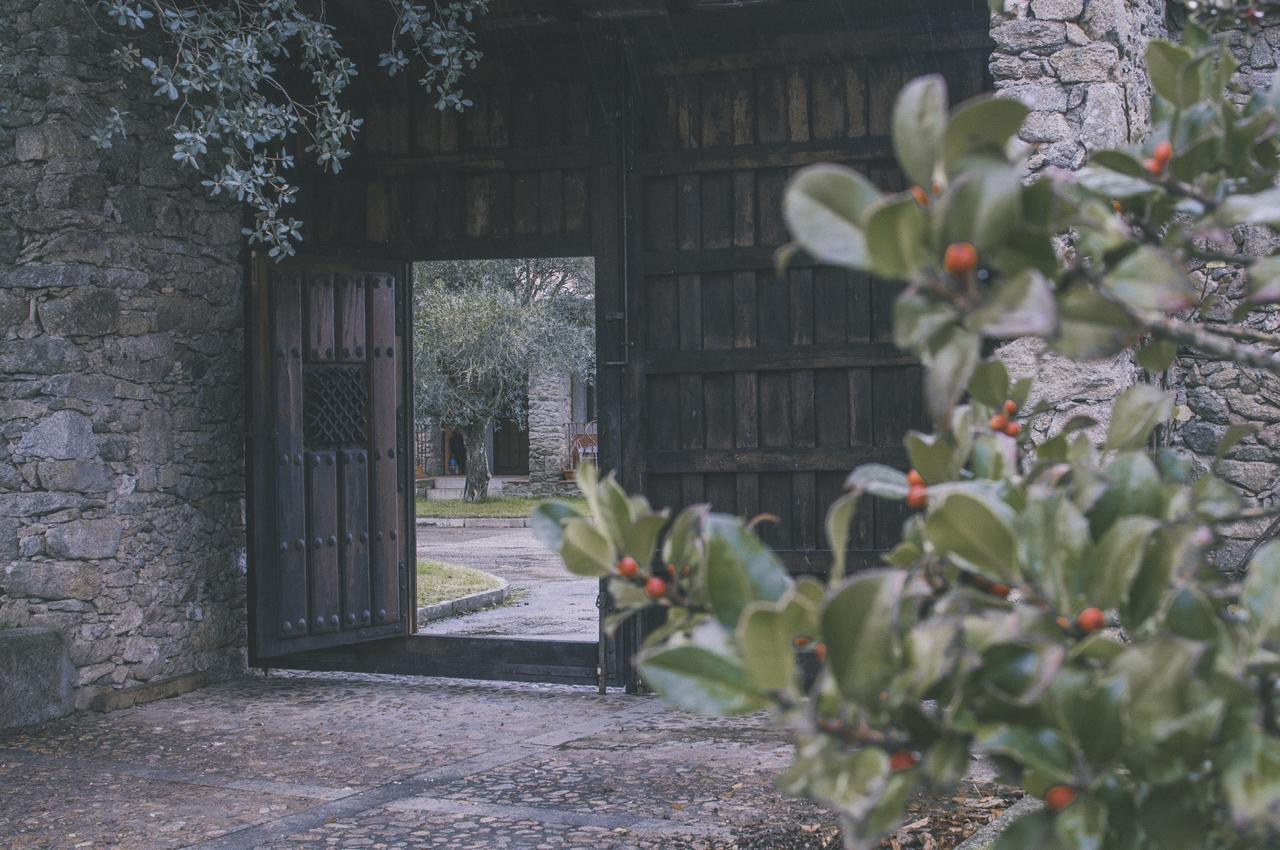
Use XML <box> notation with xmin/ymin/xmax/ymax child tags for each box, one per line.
<box><xmin>1</xmin><ymin>0</ymin><xmax>1278</xmax><ymax>723</ymax></box>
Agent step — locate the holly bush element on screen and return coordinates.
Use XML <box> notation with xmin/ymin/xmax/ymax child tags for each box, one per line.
<box><xmin>536</xmin><ymin>16</ymin><xmax>1280</xmax><ymax>850</ymax></box>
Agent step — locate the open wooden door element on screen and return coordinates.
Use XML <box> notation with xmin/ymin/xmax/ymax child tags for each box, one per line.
<box><xmin>246</xmin><ymin>255</ymin><xmax>414</xmax><ymax>661</ymax></box>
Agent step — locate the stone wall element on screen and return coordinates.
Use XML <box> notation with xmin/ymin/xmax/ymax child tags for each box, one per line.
<box><xmin>1165</xmin><ymin>20</ymin><xmax>1280</xmax><ymax>572</ymax></box>
<box><xmin>526</xmin><ymin>366</ymin><xmax>572</xmax><ymax>488</ymax></box>
<box><xmin>990</xmin><ymin>0</ymin><xmax>1167</xmax><ymax>436</ymax></box>
<box><xmin>0</xmin><ymin>0</ymin><xmax>246</xmax><ymax>708</ymax></box>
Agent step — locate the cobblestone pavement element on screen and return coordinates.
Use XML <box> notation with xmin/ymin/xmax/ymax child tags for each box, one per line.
<box><xmin>0</xmin><ymin>672</ymin><xmax>841</xmax><ymax>849</ymax></box>
<box><xmin>416</xmin><ymin>527</ymin><xmax>598</xmax><ymax>641</ymax></box>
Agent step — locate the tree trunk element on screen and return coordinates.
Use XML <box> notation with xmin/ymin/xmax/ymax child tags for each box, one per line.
<box><xmin>461</xmin><ymin>420</ymin><xmax>491</xmax><ymax>502</ymax></box>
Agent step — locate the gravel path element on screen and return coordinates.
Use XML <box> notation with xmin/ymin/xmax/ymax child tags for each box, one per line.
<box><xmin>416</xmin><ymin>526</ymin><xmax>599</xmax><ymax>641</ymax></box>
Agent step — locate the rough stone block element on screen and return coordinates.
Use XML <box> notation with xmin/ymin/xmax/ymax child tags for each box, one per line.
<box><xmin>16</xmin><ymin>409</ymin><xmax>98</xmax><ymax>459</ymax></box>
<box><xmin>991</xmin><ymin>19</ymin><xmax>1066</xmax><ymax>51</ymax></box>
<box><xmin>0</xmin><ymin>628</ymin><xmax>74</xmax><ymax>730</ymax></box>
<box><xmin>1029</xmin><ymin>0</ymin><xmax>1083</xmax><ymax>19</ymax></box>
<box><xmin>36</xmin><ymin>459</ymin><xmax>112</xmax><ymax>492</ymax></box>
<box><xmin>37</xmin><ymin>289</ymin><xmax>121</xmax><ymax>337</ymax></box>
<box><xmin>2</xmin><ymin>561</ymin><xmax>102</xmax><ymax>601</ymax></box>
<box><xmin>1051</xmin><ymin>43</ymin><xmax>1119</xmax><ymax>82</ymax></box>
<box><xmin>46</xmin><ymin>518</ymin><xmax>123</xmax><ymax>560</ymax></box>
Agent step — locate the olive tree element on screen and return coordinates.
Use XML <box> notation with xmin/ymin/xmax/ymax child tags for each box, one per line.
<box><xmin>414</xmin><ymin>259</ymin><xmax>593</xmax><ymax>501</ymax></box>
<box><xmin>537</xmin><ymin>6</ymin><xmax>1280</xmax><ymax>849</ymax></box>
<box><xmin>81</xmin><ymin>0</ymin><xmax>487</xmax><ymax>257</ymax></box>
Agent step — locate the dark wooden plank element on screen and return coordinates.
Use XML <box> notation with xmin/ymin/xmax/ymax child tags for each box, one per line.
<box><xmin>789</xmin><ymin>267</ymin><xmax>814</xmax><ymax>347</ymax></box>
<box><xmin>733</xmin><ymin>271</ymin><xmax>757</xmax><ymax>348</ymax></box>
<box><xmin>513</xmin><ymin>172</ymin><xmax>540</xmax><ymax>237</ymax></box>
<box><xmin>814</xmin><ymin>267</ymin><xmax>847</xmax><ymax>345</ymax></box>
<box><xmin>306</xmin><ymin>273</ymin><xmax>336</xmax><ymax>363</ymax></box>
<box><xmin>681</xmin><ymin>473</ymin><xmax>705</xmax><ymax>507</ymax></box>
<box><xmin>634</xmin><ymin>137</ymin><xmax>891</xmax><ymax>176</ymax></box>
<box><xmin>676</xmin><ymin>74</ymin><xmax>701</xmax><ymax>150</ymax></box>
<box><xmin>466</xmin><ymin>174</ymin><xmax>494</xmax><ymax>239</ymax></box>
<box><xmin>644</xmin><ymin>178</ymin><xmax>677</xmax><ymax>252</ymax></box>
<box><xmin>646</xmin><ymin>275</ymin><xmax>679</xmax><ymax>350</ymax></box>
<box><xmin>811</xmin><ymin>64</ymin><xmax>847</xmax><ymax>141</ymax></box>
<box><xmin>732</xmin><ymin>171</ymin><xmax>756</xmax><ymax>248</ymax></box>
<box><xmin>786</xmin><ymin>66</ymin><xmax>811</xmax><ymax>143</ymax></box>
<box><xmin>736</xmin><ymin>472</ymin><xmax>760</xmax><ymax>521</ymax></box>
<box><xmin>646</xmin><ymin>474</ymin><xmax>683</xmax><ymax>515</ymax></box>
<box><xmin>759</xmin><ymin>371</ymin><xmax>792</xmax><ymax>449</ymax></box>
<box><xmin>703</xmin><ymin>373</ymin><xmax>735</xmax><ymax>451</ymax></box>
<box><xmin>646</xmin><ymin>375</ymin><xmax>682</xmax><ymax>450</ymax></box>
<box><xmin>676</xmin><ymin>175</ymin><xmax>701</xmax><ymax>250</ymax></box>
<box><xmin>678</xmin><ymin>274</ymin><xmax>702</xmax><ymax>351</ymax></box>
<box><xmin>271</xmin><ymin>271</ymin><xmax>308</xmax><ymax>639</ymax></box>
<box><xmin>437</xmin><ymin>174</ymin><xmax>464</xmax><ymax>242</ymax></box>
<box><xmin>701</xmin><ymin>272</ymin><xmax>734</xmax><ymax>351</ymax></box>
<box><xmin>701</xmin><ymin>72</ymin><xmax>734</xmax><ymax>149</ymax></box>
<box><xmin>815</xmin><ymin>368</ymin><xmax>851</xmax><ymax>448</ymax></box>
<box><xmin>756</xmin><ymin>68</ymin><xmax>787</xmax><ymax>145</ymax></box>
<box><xmin>538</xmin><ymin>79</ymin><xmax>566</xmax><ymax>148</ymax></box>
<box><xmin>367</xmin><ymin>274</ymin><xmax>402</xmax><ymax>627</ymax></box>
<box><xmin>514</xmin><ymin>86</ymin><xmax>539</xmax><ymax>151</ymax></box>
<box><xmin>411</xmin><ymin>176</ymin><xmax>439</xmax><ymax>242</ymax></box>
<box><xmin>306</xmin><ymin>451</ymin><xmax>341</xmax><ymax>635</ymax></box>
<box><xmin>564</xmin><ymin>170</ymin><xmax>589</xmax><ymax>235</ymax></box>
<box><xmin>679</xmin><ymin>374</ymin><xmax>704</xmax><ymax>450</ymax></box>
<box><xmin>873</xmin><ymin>365</ymin><xmax>925</xmax><ymax>446</ymax></box>
<box><xmin>704</xmin><ymin>472</ymin><xmax>737</xmax><ymax>515</ymax></box>
<box><xmin>791</xmin><ymin>370</ymin><xmax>816</xmax><ymax>450</ymax></box>
<box><xmin>340</xmin><ymin>448</ymin><xmax>372</xmax><ymax>629</ymax></box>
<box><xmin>846</xmin><ymin>64</ymin><xmax>869</xmax><ymax>138</ymax></box>
<box><xmin>758</xmin><ymin>269</ymin><xmax>791</xmax><ymax>350</ymax></box>
<box><xmin>792</xmin><ymin>471</ymin><xmax>817</xmax><ymax>551</ymax></box>
<box><xmin>757</xmin><ymin>168</ymin><xmax>789</xmax><ymax>247</ymax></box>
<box><xmin>848</xmin><ymin>271</ymin><xmax>873</xmax><ymax>342</ymax></box>
<box><xmin>644</xmin><ymin>445</ymin><xmax>908</xmax><ymax>474</ymax></box>
<box><xmin>730</xmin><ymin>369</ymin><xmax>759</xmax><ymax>449</ymax></box>
<box><xmin>849</xmin><ymin>368</ymin><xmax>874</xmax><ymax>447</ymax></box>
<box><xmin>539</xmin><ymin>170</ymin><xmax>564</xmax><ymax>235</ymax></box>
<box><xmin>568</xmin><ymin>81</ymin><xmax>591</xmax><ymax>145</ymax></box>
<box><xmin>337</xmin><ymin>274</ymin><xmax>366</xmax><ymax>363</ymax></box>
<box><xmin>365</xmin><ymin>180</ymin><xmax>393</xmax><ymax>244</ymax></box>
<box><xmin>757</xmin><ymin>471</ymin><xmax>792</xmax><ymax>550</ymax></box>
<box><xmin>700</xmin><ymin>173</ymin><xmax>733</xmax><ymax>250</ymax></box>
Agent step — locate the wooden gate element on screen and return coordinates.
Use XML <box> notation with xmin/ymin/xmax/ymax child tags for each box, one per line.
<box><xmin>246</xmin><ymin>257</ymin><xmax>414</xmax><ymax>661</ymax></box>
<box><xmin>622</xmin><ymin>16</ymin><xmax>991</xmax><ymax>574</ymax></box>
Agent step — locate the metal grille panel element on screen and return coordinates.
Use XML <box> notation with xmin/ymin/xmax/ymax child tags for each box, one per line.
<box><xmin>304</xmin><ymin>366</ymin><xmax>368</xmax><ymax>447</ymax></box>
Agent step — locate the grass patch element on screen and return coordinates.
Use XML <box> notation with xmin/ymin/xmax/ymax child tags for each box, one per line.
<box><xmin>417</xmin><ymin>560</ymin><xmax>504</xmax><ymax>607</ymax></box>
<box><xmin>415</xmin><ymin>496</ymin><xmax>587</xmax><ymax>519</ymax></box>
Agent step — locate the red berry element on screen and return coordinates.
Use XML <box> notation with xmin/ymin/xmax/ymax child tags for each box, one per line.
<box><xmin>989</xmin><ymin>414</ymin><xmax>1008</xmax><ymax>432</ymax></box>
<box><xmin>889</xmin><ymin>751</ymin><xmax>918</xmax><ymax>773</ymax></box>
<box><xmin>644</xmin><ymin>576</ymin><xmax>668</xmax><ymax>600</ymax></box>
<box><xmin>990</xmin><ymin>582</ymin><xmax>1011</xmax><ymax>599</ymax></box>
<box><xmin>944</xmin><ymin>242</ymin><xmax>978</xmax><ymax>277</ymax></box>
<box><xmin>813</xmin><ymin>643</ymin><xmax>827</xmax><ymax>663</ymax></box>
<box><xmin>1077</xmin><ymin>607</ymin><xmax>1105</xmax><ymax>634</ymax></box>
<box><xmin>1154</xmin><ymin>140</ymin><xmax>1173</xmax><ymax>168</ymax></box>
<box><xmin>1003</xmin><ymin>400</ymin><xmax>1018</xmax><ymax>416</ymax></box>
<box><xmin>1004</xmin><ymin>421</ymin><xmax>1023</xmax><ymax>438</ymax></box>
<box><xmin>1144</xmin><ymin>157</ymin><xmax>1163</xmax><ymax>176</ymax></box>
<box><xmin>906</xmin><ymin>485</ymin><xmax>928</xmax><ymax>510</ymax></box>
<box><xmin>617</xmin><ymin>557</ymin><xmax>639</xmax><ymax>579</ymax></box>
<box><xmin>906</xmin><ymin>469</ymin><xmax>925</xmax><ymax>487</ymax></box>
<box><xmin>1045</xmin><ymin>785</ymin><xmax>1078</xmax><ymax>813</ymax></box>
<box><xmin>793</xmin><ymin>635</ymin><xmax>812</xmax><ymax>649</ymax></box>
<box><xmin>910</xmin><ymin>186</ymin><xmax>930</xmax><ymax>207</ymax></box>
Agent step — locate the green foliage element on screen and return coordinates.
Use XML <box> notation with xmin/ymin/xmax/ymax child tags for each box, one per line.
<box><xmin>84</xmin><ymin>0</ymin><xmax>487</xmax><ymax>257</ymax></box>
<box><xmin>412</xmin><ymin>258</ymin><xmax>594</xmax><ymax>435</ymax></box>
<box><xmin>542</xmin><ymin>12</ymin><xmax>1280</xmax><ymax>850</ymax></box>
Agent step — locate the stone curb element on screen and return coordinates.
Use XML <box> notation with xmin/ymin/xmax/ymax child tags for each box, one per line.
<box><xmin>416</xmin><ymin>517</ymin><xmax>530</xmax><ymax>529</ymax></box>
<box><xmin>954</xmin><ymin>795</ymin><xmax>1043</xmax><ymax>850</ymax></box>
<box><xmin>416</xmin><ymin>578</ymin><xmax>511</xmax><ymax>624</ymax></box>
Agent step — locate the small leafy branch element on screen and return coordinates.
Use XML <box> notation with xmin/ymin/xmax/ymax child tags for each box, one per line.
<box><xmin>83</xmin><ymin>0</ymin><xmax>487</xmax><ymax>258</ymax></box>
<box><xmin>539</xmin><ymin>11</ymin><xmax>1280</xmax><ymax>850</ymax></box>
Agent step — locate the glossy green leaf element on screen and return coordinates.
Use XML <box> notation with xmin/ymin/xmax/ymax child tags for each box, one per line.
<box><xmin>906</xmin><ymin>431</ymin><xmax>960</xmax><ymax>485</ymax></box>
<box><xmin>1243</xmin><ymin>540</ymin><xmax>1280</xmax><ymax>646</ymax></box>
<box><xmin>943</xmin><ymin>96</ymin><xmax>1030</xmax><ymax>174</ymax></box>
<box><xmin>924</xmin><ymin>326</ymin><xmax>981</xmax><ymax>421</ymax></box>
<box><xmin>926</xmin><ymin>492</ymin><xmax>1019</xmax><ymax>582</ymax></box>
<box><xmin>977</xmin><ymin>725</ymin><xmax>1075</xmax><ymax>783</ymax></box>
<box><xmin>1147</xmin><ymin>41</ymin><xmax>1199</xmax><ymax>107</ymax></box>
<box><xmin>560</xmin><ymin>517</ymin><xmax>614</xmax><ymax>577</ymax></box>
<box><xmin>1084</xmin><ymin>516</ymin><xmax>1160</xmax><ymax>610</ymax></box>
<box><xmin>865</xmin><ymin>196</ymin><xmax>929</xmax><ymax>280</ymax></box>
<box><xmin>968</xmin><ymin>359</ymin><xmax>1010</xmax><ymax>409</ymax></box>
<box><xmin>822</xmin><ymin>569</ymin><xmax>908</xmax><ymax>703</ymax></box>
<box><xmin>824</xmin><ymin>492</ymin><xmax>859</xmax><ymax>582</ymax></box>
<box><xmin>531</xmin><ymin>499</ymin><xmax>585</xmax><ymax>551</ymax></box>
<box><xmin>967</xmin><ymin>268</ymin><xmax>1057</xmax><ymax>339</ymax></box>
<box><xmin>1105</xmin><ymin>247</ymin><xmax>1195</xmax><ymax>313</ymax></box>
<box><xmin>892</xmin><ymin>74</ymin><xmax>948</xmax><ymax>188</ymax></box>
<box><xmin>846</xmin><ymin>464</ymin><xmax>911</xmax><ymax>499</ymax></box>
<box><xmin>1106</xmin><ymin>385</ymin><xmax>1172</xmax><ymax>451</ymax></box>
<box><xmin>783</xmin><ymin>164</ymin><xmax>882</xmax><ymax>270</ymax></box>
<box><xmin>737</xmin><ymin>602</ymin><xmax>796</xmax><ymax>694</ymax></box>
<box><xmin>637</xmin><ymin>642</ymin><xmax>765</xmax><ymax>716</ymax></box>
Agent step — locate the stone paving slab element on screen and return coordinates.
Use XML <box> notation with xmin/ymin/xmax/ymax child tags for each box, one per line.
<box><xmin>0</xmin><ymin>671</ymin><xmax>840</xmax><ymax>850</ymax></box>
